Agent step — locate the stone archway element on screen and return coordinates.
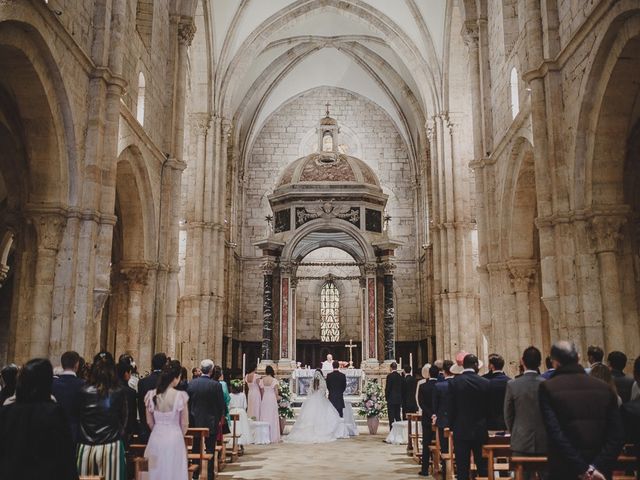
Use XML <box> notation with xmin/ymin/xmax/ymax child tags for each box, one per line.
<box><xmin>573</xmin><ymin>13</ymin><xmax>640</xmax><ymax>354</ymax></box>
<box><xmin>0</xmin><ymin>24</ymin><xmax>75</xmax><ymax>363</ymax></box>
<box><xmin>104</xmin><ymin>146</ymin><xmax>157</xmax><ymax>365</ymax></box>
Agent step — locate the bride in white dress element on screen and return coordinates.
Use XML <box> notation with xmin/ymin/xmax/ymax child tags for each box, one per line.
<box><xmin>285</xmin><ymin>369</ymin><xmax>348</xmax><ymax>443</ymax></box>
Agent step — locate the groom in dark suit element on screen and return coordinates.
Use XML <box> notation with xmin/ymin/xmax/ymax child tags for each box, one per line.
<box><xmin>326</xmin><ymin>360</ymin><xmax>347</xmax><ymax>417</ymax></box>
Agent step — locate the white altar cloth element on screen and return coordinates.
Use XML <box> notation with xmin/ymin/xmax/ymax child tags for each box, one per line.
<box><xmin>292</xmin><ymin>368</ymin><xmax>364</xmax><ymax>395</ymax></box>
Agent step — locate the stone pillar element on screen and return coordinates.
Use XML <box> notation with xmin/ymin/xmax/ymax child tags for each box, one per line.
<box><xmin>122</xmin><ymin>265</ymin><xmax>150</xmax><ymax>361</ymax></box>
<box><xmin>261</xmin><ymin>259</ymin><xmax>276</xmax><ymax>361</ymax></box>
<box><xmin>508</xmin><ymin>260</ymin><xmax>537</xmax><ymax>359</ymax></box>
<box><xmin>290</xmin><ymin>277</ymin><xmax>298</xmax><ymax>361</ymax></box>
<box><xmin>279</xmin><ymin>262</ymin><xmax>293</xmax><ymax>363</ymax></box>
<box><xmin>363</xmin><ymin>263</ymin><xmax>378</xmax><ymax>362</ymax></box>
<box><xmin>28</xmin><ymin>212</ymin><xmax>65</xmax><ymax>359</ymax></box>
<box><xmin>382</xmin><ymin>261</ymin><xmax>396</xmax><ymax>361</ymax></box>
<box><xmin>590</xmin><ymin>215</ymin><xmax>626</xmax><ymax>352</ymax></box>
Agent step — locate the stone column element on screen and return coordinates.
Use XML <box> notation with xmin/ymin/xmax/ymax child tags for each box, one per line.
<box><xmin>261</xmin><ymin>259</ymin><xmax>276</xmax><ymax>361</ymax></box>
<box><xmin>122</xmin><ymin>265</ymin><xmax>149</xmax><ymax>361</ymax></box>
<box><xmin>508</xmin><ymin>260</ymin><xmax>537</xmax><ymax>358</ymax></box>
<box><xmin>363</xmin><ymin>263</ymin><xmax>378</xmax><ymax>363</ymax></box>
<box><xmin>590</xmin><ymin>215</ymin><xmax>626</xmax><ymax>352</ymax></box>
<box><xmin>382</xmin><ymin>261</ymin><xmax>396</xmax><ymax>361</ymax></box>
<box><xmin>279</xmin><ymin>262</ymin><xmax>293</xmax><ymax>363</ymax></box>
<box><xmin>290</xmin><ymin>277</ymin><xmax>298</xmax><ymax>361</ymax></box>
<box><xmin>28</xmin><ymin>212</ymin><xmax>65</xmax><ymax>359</ymax></box>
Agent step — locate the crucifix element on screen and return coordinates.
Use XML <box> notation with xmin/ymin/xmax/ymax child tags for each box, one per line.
<box><xmin>325</xmin><ymin>102</ymin><xmax>331</xmax><ymax>116</ymax></box>
<box><xmin>345</xmin><ymin>339</ymin><xmax>356</xmax><ymax>368</ymax></box>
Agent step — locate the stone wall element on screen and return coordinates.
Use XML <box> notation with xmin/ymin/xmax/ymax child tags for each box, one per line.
<box><xmin>238</xmin><ymin>86</ymin><xmax>423</xmax><ymax>346</ymax></box>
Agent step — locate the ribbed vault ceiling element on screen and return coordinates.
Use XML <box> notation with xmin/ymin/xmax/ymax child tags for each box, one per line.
<box><xmin>192</xmin><ymin>0</ymin><xmax>449</xmax><ymax>168</ymax></box>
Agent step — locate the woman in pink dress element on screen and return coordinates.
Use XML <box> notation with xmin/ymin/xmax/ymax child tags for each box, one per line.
<box><xmin>245</xmin><ymin>365</ymin><xmax>262</xmax><ymax>420</ymax></box>
<box><xmin>259</xmin><ymin>365</ymin><xmax>281</xmax><ymax>443</ymax></box>
<box><xmin>144</xmin><ymin>360</ymin><xmax>189</xmax><ymax>480</ymax></box>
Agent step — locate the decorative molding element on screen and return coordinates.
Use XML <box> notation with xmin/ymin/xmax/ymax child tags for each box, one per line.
<box><xmin>507</xmin><ymin>259</ymin><xmax>538</xmax><ymax>292</ymax></box>
<box><xmin>178</xmin><ymin>20</ymin><xmax>196</xmax><ymax>46</ymax></box>
<box><xmin>589</xmin><ymin>215</ymin><xmax>627</xmax><ymax>253</ymax></box>
<box><xmin>28</xmin><ymin>212</ymin><xmax>66</xmax><ymax>251</ymax></box>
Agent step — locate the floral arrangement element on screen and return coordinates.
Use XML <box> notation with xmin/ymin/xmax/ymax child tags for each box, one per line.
<box><xmin>278</xmin><ymin>379</ymin><xmax>294</xmax><ymax>419</ymax></box>
<box><xmin>357</xmin><ymin>379</ymin><xmax>387</xmax><ymax>418</ymax></box>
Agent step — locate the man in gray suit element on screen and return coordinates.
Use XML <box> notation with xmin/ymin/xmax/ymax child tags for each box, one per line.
<box><xmin>504</xmin><ymin>346</ymin><xmax>547</xmax><ymax>479</ymax></box>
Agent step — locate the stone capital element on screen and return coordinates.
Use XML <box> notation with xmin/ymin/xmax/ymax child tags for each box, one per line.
<box><xmin>261</xmin><ymin>259</ymin><xmax>277</xmax><ymax>275</ymax></box>
<box><xmin>462</xmin><ymin>21</ymin><xmax>479</xmax><ymax>49</ymax></box>
<box><xmin>279</xmin><ymin>261</ymin><xmax>294</xmax><ymax>275</ymax></box>
<box><xmin>507</xmin><ymin>259</ymin><xmax>538</xmax><ymax>292</ymax></box>
<box><xmin>191</xmin><ymin>113</ymin><xmax>211</xmax><ymax>135</ymax></box>
<box><xmin>28</xmin><ymin>213</ymin><xmax>65</xmax><ymax>251</ymax></box>
<box><xmin>364</xmin><ymin>262</ymin><xmax>378</xmax><ymax>276</ymax></box>
<box><xmin>164</xmin><ymin>157</ymin><xmax>187</xmax><ymax>171</ymax></box>
<box><xmin>290</xmin><ymin>277</ymin><xmax>298</xmax><ymax>289</ymax></box>
<box><xmin>221</xmin><ymin>118</ymin><xmax>233</xmax><ymax>137</ymax></box>
<box><xmin>178</xmin><ymin>20</ymin><xmax>196</xmax><ymax>46</ymax></box>
<box><xmin>121</xmin><ymin>265</ymin><xmax>150</xmax><ymax>289</ymax></box>
<box><xmin>380</xmin><ymin>261</ymin><xmax>396</xmax><ymax>275</ymax></box>
<box><xmin>589</xmin><ymin>215</ymin><xmax>626</xmax><ymax>253</ymax></box>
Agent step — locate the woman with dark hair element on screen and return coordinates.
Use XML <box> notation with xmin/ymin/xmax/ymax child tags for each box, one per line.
<box><xmin>259</xmin><ymin>365</ymin><xmax>281</xmax><ymax>443</ymax></box>
<box><xmin>0</xmin><ymin>358</ymin><xmax>79</xmax><ymax>479</ymax></box>
<box><xmin>77</xmin><ymin>352</ymin><xmax>128</xmax><ymax>480</ymax></box>
<box><xmin>213</xmin><ymin>365</ymin><xmax>231</xmax><ymax>438</ymax></box>
<box><xmin>0</xmin><ymin>363</ymin><xmax>18</xmax><ymax>405</ymax></box>
<box><xmin>144</xmin><ymin>360</ymin><xmax>189</xmax><ymax>480</ymax></box>
<box><xmin>176</xmin><ymin>366</ymin><xmax>189</xmax><ymax>391</ymax></box>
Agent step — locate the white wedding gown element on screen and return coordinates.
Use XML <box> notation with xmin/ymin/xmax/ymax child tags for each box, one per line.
<box><xmin>285</xmin><ymin>372</ymin><xmax>348</xmax><ymax>443</ymax></box>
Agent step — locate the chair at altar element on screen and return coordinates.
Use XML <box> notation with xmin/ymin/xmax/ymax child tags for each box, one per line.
<box><xmin>343</xmin><ymin>401</ymin><xmax>359</xmax><ymax>436</ymax></box>
<box><xmin>250</xmin><ymin>420</ymin><xmax>271</xmax><ymax>444</ymax></box>
<box><xmin>385</xmin><ymin>420</ymin><xmax>409</xmax><ymax>445</ymax></box>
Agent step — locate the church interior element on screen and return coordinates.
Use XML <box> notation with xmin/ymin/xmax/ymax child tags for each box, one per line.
<box><xmin>0</xmin><ymin>0</ymin><xmax>639</xmax><ymax>379</ymax></box>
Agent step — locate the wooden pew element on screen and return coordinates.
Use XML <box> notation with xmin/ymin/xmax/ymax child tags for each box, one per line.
<box><xmin>407</xmin><ymin>413</ymin><xmax>420</xmax><ymax>460</ymax></box>
<box><xmin>481</xmin><ymin>441</ymin><xmax>512</xmax><ymax>480</ymax></box>
<box><xmin>512</xmin><ymin>452</ymin><xmax>638</xmax><ymax>480</ymax></box>
<box><xmin>186</xmin><ymin>427</ymin><xmax>213</xmax><ymax>480</ymax></box>
<box><xmin>443</xmin><ymin>428</ymin><xmax>455</xmax><ymax>480</ymax></box>
<box><xmin>406</xmin><ymin>413</ymin><xmax>415</xmax><ymax>456</ymax></box>
<box><xmin>228</xmin><ymin>413</ymin><xmax>241</xmax><ymax>463</ymax></box>
<box><xmin>79</xmin><ymin>477</ymin><xmax>103</xmax><ymax>480</ymax></box>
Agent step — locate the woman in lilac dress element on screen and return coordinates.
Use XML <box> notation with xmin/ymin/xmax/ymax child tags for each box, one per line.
<box><xmin>245</xmin><ymin>365</ymin><xmax>261</xmax><ymax>420</ymax></box>
<box><xmin>144</xmin><ymin>361</ymin><xmax>189</xmax><ymax>480</ymax></box>
<box><xmin>259</xmin><ymin>365</ymin><xmax>281</xmax><ymax>443</ymax></box>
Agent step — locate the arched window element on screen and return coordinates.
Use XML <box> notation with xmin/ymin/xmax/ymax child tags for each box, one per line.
<box><xmin>136</xmin><ymin>72</ymin><xmax>145</xmax><ymax>125</ymax></box>
<box><xmin>320</xmin><ymin>280</ymin><xmax>340</xmax><ymax>342</ymax></box>
<box><xmin>510</xmin><ymin>67</ymin><xmax>519</xmax><ymax>119</ymax></box>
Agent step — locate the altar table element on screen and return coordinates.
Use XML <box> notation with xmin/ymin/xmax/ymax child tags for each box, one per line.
<box><xmin>292</xmin><ymin>368</ymin><xmax>364</xmax><ymax>395</ymax></box>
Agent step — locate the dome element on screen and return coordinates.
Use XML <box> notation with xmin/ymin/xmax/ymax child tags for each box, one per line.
<box><xmin>276</xmin><ymin>151</ymin><xmax>381</xmax><ymax>189</ymax></box>
<box><xmin>319</xmin><ymin>115</ymin><xmax>338</xmax><ymax>126</ymax></box>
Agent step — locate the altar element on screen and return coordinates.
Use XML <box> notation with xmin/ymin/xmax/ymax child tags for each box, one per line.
<box><xmin>292</xmin><ymin>368</ymin><xmax>364</xmax><ymax>396</ymax></box>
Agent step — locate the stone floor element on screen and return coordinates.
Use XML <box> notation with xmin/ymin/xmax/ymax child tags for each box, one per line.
<box><xmin>218</xmin><ymin>425</ymin><xmax>433</xmax><ymax>480</ymax></box>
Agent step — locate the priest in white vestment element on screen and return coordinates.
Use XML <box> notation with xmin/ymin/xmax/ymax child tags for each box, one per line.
<box><xmin>321</xmin><ymin>354</ymin><xmax>334</xmax><ymax>371</ymax></box>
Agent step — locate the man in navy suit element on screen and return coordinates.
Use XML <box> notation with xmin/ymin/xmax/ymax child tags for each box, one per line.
<box><xmin>418</xmin><ymin>365</ymin><xmax>440</xmax><ymax>476</ymax></box>
<box><xmin>433</xmin><ymin>359</ymin><xmax>454</xmax><ymax>475</ymax></box>
<box><xmin>188</xmin><ymin>359</ymin><xmax>225</xmax><ymax>480</ymax></box>
<box><xmin>485</xmin><ymin>354</ymin><xmax>511</xmax><ymax>431</ymax></box>
<box><xmin>449</xmin><ymin>354</ymin><xmax>490</xmax><ymax>480</ymax></box>
<box><xmin>51</xmin><ymin>350</ymin><xmax>85</xmax><ymax>445</ymax></box>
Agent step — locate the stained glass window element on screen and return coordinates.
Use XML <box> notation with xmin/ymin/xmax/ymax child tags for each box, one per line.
<box><xmin>321</xmin><ymin>280</ymin><xmax>340</xmax><ymax>342</ymax></box>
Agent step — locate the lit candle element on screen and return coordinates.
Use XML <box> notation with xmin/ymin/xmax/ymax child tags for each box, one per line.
<box><xmin>409</xmin><ymin>353</ymin><xmax>413</xmax><ymax>371</ymax></box>
<box><xmin>399</xmin><ymin>356</ymin><xmax>403</xmax><ymax>369</ymax></box>
<box><xmin>242</xmin><ymin>353</ymin><xmax>246</xmax><ymax>380</ymax></box>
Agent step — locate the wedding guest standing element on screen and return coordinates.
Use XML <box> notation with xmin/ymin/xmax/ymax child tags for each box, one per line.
<box><xmin>449</xmin><ymin>354</ymin><xmax>490</xmax><ymax>480</ymax></box>
<box><xmin>433</xmin><ymin>359</ymin><xmax>454</xmax><ymax>476</ymax></box>
<box><xmin>540</xmin><ymin>341</ymin><xmax>624</xmax><ymax>480</ymax></box>
<box><xmin>144</xmin><ymin>361</ymin><xmax>189</xmax><ymax>480</ymax></box>
<box><xmin>52</xmin><ymin>351</ymin><xmax>85</xmax><ymax>445</ymax></box>
<box><xmin>116</xmin><ymin>358</ymin><xmax>139</xmax><ymax>446</ymax></box>
<box><xmin>485</xmin><ymin>354</ymin><xmax>510</xmax><ymax>431</ymax></box>
<box><xmin>259</xmin><ymin>365</ymin><xmax>281</xmax><ymax>443</ymax></box>
<box><xmin>245</xmin><ymin>364</ymin><xmax>261</xmax><ymax>419</ymax></box>
<box><xmin>504</xmin><ymin>347</ymin><xmax>547</xmax><ymax>480</ymax></box>
<box><xmin>137</xmin><ymin>352</ymin><xmax>167</xmax><ymax>442</ymax></box>
<box><xmin>187</xmin><ymin>359</ymin><xmax>225</xmax><ymax>480</ymax></box>
<box><xmin>385</xmin><ymin>362</ymin><xmax>403</xmax><ymax>428</ymax></box>
<box><xmin>0</xmin><ymin>358</ymin><xmax>78</xmax><ymax>480</ymax></box>
<box><xmin>608</xmin><ymin>351</ymin><xmax>634</xmax><ymax>403</ymax></box>
<box><xmin>213</xmin><ymin>366</ymin><xmax>231</xmax><ymax>439</ymax></box>
<box><xmin>418</xmin><ymin>365</ymin><xmax>439</xmax><ymax>476</ymax></box>
<box><xmin>401</xmin><ymin>365</ymin><xmax>418</xmax><ymax>419</ymax></box>
<box><xmin>77</xmin><ymin>352</ymin><xmax>128</xmax><ymax>480</ymax></box>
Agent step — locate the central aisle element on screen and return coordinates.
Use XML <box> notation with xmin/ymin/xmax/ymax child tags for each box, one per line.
<box><xmin>218</xmin><ymin>425</ymin><xmax>427</xmax><ymax>480</ymax></box>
